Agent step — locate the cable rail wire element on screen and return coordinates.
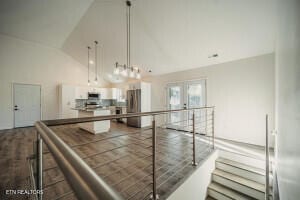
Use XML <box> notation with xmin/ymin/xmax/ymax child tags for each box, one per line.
<box><xmin>43</xmin><ymin>135</ymin><xmax>192</xmax><ymax>190</ymax></box>
<box><xmin>30</xmin><ymin>106</ymin><xmax>215</xmax><ymax>200</ymax></box>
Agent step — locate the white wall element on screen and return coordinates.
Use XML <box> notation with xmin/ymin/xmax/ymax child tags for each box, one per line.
<box><xmin>275</xmin><ymin>0</ymin><xmax>300</xmax><ymax>199</ymax></box>
<box><xmin>143</xmin><ymin>54</ymin><xmax>275</xmax><ymax>146</ymax></box>
<box><xmin>0</xmin><ymin>34</ymin><xmax>108</xmax><ymax>130</ymax></box>
<box><xmin>167</xmin><ymin>150</ymin><xmax>218</xmax><ymax>200</ymax></box>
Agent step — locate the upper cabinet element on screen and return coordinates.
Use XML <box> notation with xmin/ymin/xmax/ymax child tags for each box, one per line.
<box><xmin>97</xmin><ymin>88</ymin><xmax>110</xmax><ymax>99</ymax></box>
<box><xmin>58</xmin><ymin>85</ymin><xmax>78</xmax><ymax>119</ymax></box>
<box><xmin>75</xmin><ymin>87</ymin><xmax>89</xmax><ymax>99</ymax></box>
<box><xmin>66</xmin><ymin>85</ymin><xmax>119</xmax><ymax>100</ymax></box>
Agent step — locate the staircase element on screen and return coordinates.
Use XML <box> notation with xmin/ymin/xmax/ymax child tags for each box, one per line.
<box><xmin>206</xmin><ymin>157</ymin><xmax>272</xmax><ymax>200</ymax></box>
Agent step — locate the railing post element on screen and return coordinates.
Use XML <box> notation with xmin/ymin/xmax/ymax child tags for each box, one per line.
<box><xmin>151</xmin><ymin>115</ymin><xmax>158</xmax><ymax>200</ymax></box>
<box><xmin>192</xmin><ymin>110</ymin><xmax>197</xmax><ymax>166</ymax></box>
<box><xmin>212</xmin><ymin>109</ymin><xmax>215</xmax><ymax>149</ymax></box>
<box><xmin>265</xmin><ymin>115</ymin><xmax>270</xmax><ymax>200</ymax></box>
<box><xmin>36</xmin><ymin>133</ymin><xmax>43</xmax><ymax>200</ymax></box>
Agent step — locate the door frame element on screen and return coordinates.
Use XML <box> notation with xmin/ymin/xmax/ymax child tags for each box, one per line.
<box><xmin>165</xmin><ymin>78</ymin><xmax>207</xmax><ymax>108</ymax></box>
<box><xmin>12</xmin><ymin>82</ymin><xmax>42</xmax><ymax>128</ymax></box>
<box><xmin>165</xmin><ymin>78</ymin><xmax>207</xmax><ymax>129</ymax></box>
<box><xmin>166</xmin><ymin>82</ymin><xmax>185</xmax><ymax>128</ymax></box>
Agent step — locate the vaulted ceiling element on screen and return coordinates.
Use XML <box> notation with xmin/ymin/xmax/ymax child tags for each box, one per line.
<box><xmin>0</xmin><ymin>0</ymin><xmax>93</xmax><ymax>48</ymax></box>
<box><xmin>0</xmin><ymin>0</ymin><xmax>276</xmax><ymax>83</ymax></box>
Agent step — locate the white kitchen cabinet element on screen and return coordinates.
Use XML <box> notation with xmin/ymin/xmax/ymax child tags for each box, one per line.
<box><xmin>78</xmin><ymin>109</ymin><xmax>111</xmax><ymax>134</ymax></box>
<box><xmin>59</xmin><ymin>85</ymin><xmax>78</xmax><ymax>119</ymax></box>
<box><xmin>75</xmin><ymin>87</ymin><xmax>88</xmax><ymax>99</ymax></box>
<box><xmin>70</xmin><ymin>86</ymin><xmax>120</xmax><ymax>100</ymax></box>
<box><xmin>98</xmin><ymin>88</ymin><xmax>108</xmax><ymax>99</ymax></box>
<box><xmin>114</xmin><ymin>88</ymin><xmax>126</xmax><ymax>102</ymax></box>
<box><xmin>111</xmin><ymin>88</ymin><xmax>117</xmax><ymax>99</ymax></box>
<box><xmin>98</xmin><ymin>88</ymin><xmax>117</xmax><ymax>99</ymax></box>
<box><xmin>140</xmin><ymin>82</ymin><xmax>151</xmax><ymax>127</ymax></box>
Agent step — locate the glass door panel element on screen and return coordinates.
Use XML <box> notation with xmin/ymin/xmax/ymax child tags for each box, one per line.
<box><xmin>166</xmin><ymin>80</ymin><xmax>206</xmax><ymax>131</ymax></box>
<box><xmin>167</xmin><ymin>83</ymin><xmax>184</xmax><ymax>128</ymax></box>
<box><xmin>186</xmin><ymin>80</ymin><xmax>206</xmax><ymax>132</ymax></box>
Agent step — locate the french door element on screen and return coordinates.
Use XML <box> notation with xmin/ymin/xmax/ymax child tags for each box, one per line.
<box><xmin>166</xmin><ymin>80</ymin><xmax>206</xmax><ymax>130</ymax></box>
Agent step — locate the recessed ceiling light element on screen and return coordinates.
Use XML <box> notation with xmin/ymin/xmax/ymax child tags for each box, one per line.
<box><xmin>89</xmin><ymin>60</ymin><xmax>94</xmax><ymax>64</ymax></box>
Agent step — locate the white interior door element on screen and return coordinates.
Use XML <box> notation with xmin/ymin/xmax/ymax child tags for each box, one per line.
<box><xmin>14</xmin><ymin>83</ymin><xmax>41</xmax><ymax>128</ymax></box>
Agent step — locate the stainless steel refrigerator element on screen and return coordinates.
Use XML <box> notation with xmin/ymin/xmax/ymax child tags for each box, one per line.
<box><xmin>127</xmin><ymin>89</ymin><xmax>141</xmax><ymax>127</ymax></box>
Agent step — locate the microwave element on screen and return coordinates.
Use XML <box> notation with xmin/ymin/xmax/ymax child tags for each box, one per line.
<box><xmin>88</xmin><ymin>93</ymin><xmax>100</xmax><ymax>100</ymax></box>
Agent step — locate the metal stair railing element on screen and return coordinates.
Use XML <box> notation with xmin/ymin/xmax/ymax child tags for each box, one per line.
<box><xmin>30</xmin><ymin>106</ymin><xmax>215</xmax><ymax>200</ymax></box>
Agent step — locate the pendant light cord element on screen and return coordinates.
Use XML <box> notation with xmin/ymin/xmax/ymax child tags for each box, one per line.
<box><xmin>95</xmin><ymin>41</ymin><xmax>98</xmax><ymax>81</ymax></box>
<box><xmin>126</xmin><ymin>1</ymin><xmax>131</xmax><ymax>68</ymax></box>
<box><xmin>87</xmin><ymin>46</ymin><xmax>91</xmax><ymax>83</ymax></box>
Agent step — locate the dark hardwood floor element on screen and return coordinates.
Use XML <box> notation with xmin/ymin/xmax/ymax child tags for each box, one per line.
<box><xmin>0</xmin><ymin>122</ymin><xmax>213</xmax><ymax>200</ymax></box>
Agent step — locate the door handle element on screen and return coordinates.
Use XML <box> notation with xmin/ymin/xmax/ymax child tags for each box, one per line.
<box><xmin>14</xmin><ymin>108</ymin><xmax>19</xmax><ymax>111</ymax></box>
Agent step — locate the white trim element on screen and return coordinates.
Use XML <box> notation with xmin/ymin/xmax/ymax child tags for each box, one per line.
<box><xmin>165</xmin><ymin>77</ymin><xmax>208</xmax><ymax>85</ymax></box>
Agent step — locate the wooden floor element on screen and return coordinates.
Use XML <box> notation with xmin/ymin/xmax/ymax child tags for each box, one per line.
<box><xmin>0</xmin><ymin>122</ymin><xmax>213</xmax><ymax>200</ymax></box>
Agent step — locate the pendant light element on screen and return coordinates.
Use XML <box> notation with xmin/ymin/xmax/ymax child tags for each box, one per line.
<box><xmin>114</xmin><ymin>0</ymin><xmax>141</xmax><ymax>80</ymax></box>
<box><xmin>129</xmin><ymin>67</ymin><xmax>135</xmax><ymax>78</ymax></box>
<box><xmin>136</xmin><ymin>69</ymin><xmax>141</xmax><ymax>79</ymax></box>
<box><xmin>87</xmin><ymin>46</ymin><xmax>91</xmax><ymax>86</ymax></box>
<box><xmin>122</xmin><ymin>64</ymin><xmax>128</xmax><ymax>77</ymax></box>
<box><xmin>114</xmin><ymin>62</ymin><xmax>120</xmax><ymax>75</ymax></box>
<box><xmin>94</xmin><ymin>41</ymin><xmax>98</xmax><ymax>85</ymax></box>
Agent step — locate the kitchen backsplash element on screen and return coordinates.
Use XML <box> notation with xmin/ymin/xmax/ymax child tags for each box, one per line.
<box><xmin>75</xmin><ymin>99</ymin><xmax>126</xmax><ymax>107</ymax></box>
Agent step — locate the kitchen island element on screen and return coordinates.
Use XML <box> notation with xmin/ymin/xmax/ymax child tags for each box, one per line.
<box><xmin>77</xmin><ymin>108</ymin><xmax>111</xmax><ymax>134</ymax></box>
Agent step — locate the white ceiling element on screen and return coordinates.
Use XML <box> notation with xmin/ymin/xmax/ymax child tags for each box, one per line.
<box><xmin>0</xmin><ymin>0</ymin><xmax>93</xmax><ymax>48</ymax></box>
<box><xmin>0</xmin><ymin>0</ymin><xmax>276</xmax><ymax>83</ymax></box>
<box><xmin>62</xmin><ymin>0</ymin><xmax>276</xmax><ymax>83</ymax></box>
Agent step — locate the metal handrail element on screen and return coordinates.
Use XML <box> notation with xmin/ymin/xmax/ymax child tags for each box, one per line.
<box><xmin>265</xmin><ymin>115</ymin><xmax>270</xmax><ymax>200</ymax></box>
<box><xmin>42</xmin><ymin>106</ymin><xmax>214</xmax><ymax>126</ymax></box>
<box><xmin>35</xmin><ymin>121</ymin><xmax>124</xmax><ymax>200</ymax></box>
<box><xmin>34</xmin><ymin>106</ymin><xmax>215</xmax><ymax>200</ymax></box>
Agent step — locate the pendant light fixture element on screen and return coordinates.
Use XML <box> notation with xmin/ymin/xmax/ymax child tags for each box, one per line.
<box><xmin>94</xmin><ymin>41</ymin><xmax>98</xmax><ymax>85</ymax></box>
<box><xmin>114</xmin><ymin>62</ymin><xmax>120</xmax><ymax>75</ymax></box>
<box><xmin>114</xmin><ymin>0</ymin><xmax>141</xmax><ymax>80</ymax></box>
<box><xmin>136</xmin><ymin>69</ymin><xmax>141</xmax><ymax>79</ymax></box>
<box><xmin>129</xmin><ymin>67</ymin><xmax>135</xmax><ymax>78</ymax></box>
<box><xmin>87</xmin><ymin>46</ymin><xmax>91</xmax><ymax>86</ymax></box>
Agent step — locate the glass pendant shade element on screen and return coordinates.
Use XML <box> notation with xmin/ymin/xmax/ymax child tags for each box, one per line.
<box><xmin>129</xmin><ymin>68</ymin><xmax>135</xmax><ymax>78</ymax></box>
<box><xmin>122</xmin><ymin>68</ymin><xmax>128</xmax><ymax>77</ymax></box>
<box><xmin>114</xmin><ymin>1</ymin><xmax>142</xmax><ymax>80</ymax></box>
<box><xmin>114</xmin><ymin>67</ymin><xmax>120</xmax><ymax>75</ymax></box>
<box><xmin>136</xmin><ymin>71</ymin><xmax>141</xmax><ymax>79</ymax></box>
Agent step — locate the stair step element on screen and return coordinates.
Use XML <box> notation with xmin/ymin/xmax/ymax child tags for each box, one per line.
<box><xmin>206</xmin><ymin>196</ymin><xmax>217</xmax><ymax>200</ymax></box>
<box><xmin>219</xmin><ymin>150</ymin><xmax>266</xmax><ymax>170</ymax></box>
<box><xmin>217</xmin><ymin>158</ymin><xmax>265</xmax><ymax>175</ymax></box>
<box><xmin>212</xmin><ymin>169</ymin><xmax>265</xmax><ymax>200</ymax></box>
<box><xmin>208</xmin><ymin>182</ymin><xmax>254</xmax><ymax>200</ymax></box>
<box><xmin>216</xmin><ymin>158</ymin><xmax>272</xmax><ymax>185</ymax></box>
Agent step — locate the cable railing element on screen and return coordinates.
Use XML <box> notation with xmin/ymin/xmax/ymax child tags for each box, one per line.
<box><xmin>29</xmin><ymin>106</ymin><xmax>215</xmax><ymax>200</ymax></box>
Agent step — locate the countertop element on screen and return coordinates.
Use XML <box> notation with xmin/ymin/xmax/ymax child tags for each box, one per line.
<box><xmin>72</xmin><ymin>107</ymin><xmax>111</xmax><ymax>111</ymax></box>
